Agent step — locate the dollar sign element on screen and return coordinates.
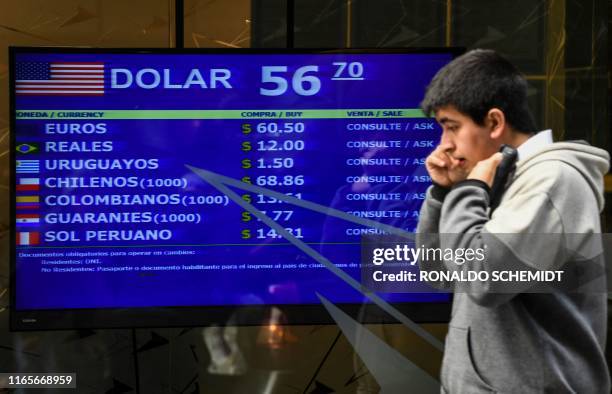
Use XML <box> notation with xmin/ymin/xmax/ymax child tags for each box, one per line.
<box><xmin>241</xmin><ymin>176</ymin><xmax>251</xmax><ymax>184</ymax></box>
<box><xmin>241</xmin><ymin>124</ymin><xmax>251</xmax><ymax>134</ymax></box>
<box><xmin>241</xmin><ymin>212</ymin><xmax>252</xmax><ymax>222</ymax></box>
<box><xmin>241</xmin><ymin>141</ymin><xmax>251</xmax><ymax>151</ymax></box>
<box><xmin>241</xmin><ymin>194</ymin><xmax>252</xmax><ymax>203</ymax></box>
<box><xmin>241</xmin><ymin>229</ymin><xmax>251</xmax><ymax>239</ymax></box>
<box><xmin>241</xmin><ymin>159</ymin><xmax>251</xmax><ymax>169</ymax></box>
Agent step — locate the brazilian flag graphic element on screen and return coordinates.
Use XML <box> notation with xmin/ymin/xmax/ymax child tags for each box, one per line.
<box><xmin>16</xmin><ymin>143</ymin><xmax>39</xmax><ymax>154</ymax></box>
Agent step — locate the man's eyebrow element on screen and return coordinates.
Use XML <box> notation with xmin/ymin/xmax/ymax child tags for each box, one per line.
<box><xmin>437</xmin><ymin>117</ymin><xmax>456</xmax><ymax>124</ymax></box>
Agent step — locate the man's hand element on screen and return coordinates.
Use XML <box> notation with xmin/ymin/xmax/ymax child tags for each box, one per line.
<box><xmin>467</xmin><ymin>152</ymin><xmax>503</xmax><ymax>188</ymax></box>
<box><xmin>425</xmin><ymin>145</ymin><xmax>454</xmax><ymax>187</ymax></box>
<box><xmin>425</xmin><ymin>144</ymin><xmax>467</xmax><ymax>187</ymax></box>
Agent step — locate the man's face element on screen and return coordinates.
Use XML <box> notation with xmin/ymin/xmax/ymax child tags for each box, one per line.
<box><xmin>434</xmin><ymin>106</ymin><xmax>499</xmax><ymax>183</ymax></box>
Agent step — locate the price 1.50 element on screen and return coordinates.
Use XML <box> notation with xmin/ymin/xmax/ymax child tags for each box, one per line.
<box><xmin>241</xmin><ymin>158</ymin><xmax>294</xmax><ymax>169</ymax></box>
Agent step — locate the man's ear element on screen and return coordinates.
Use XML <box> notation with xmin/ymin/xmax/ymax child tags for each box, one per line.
<box><xmin>486</xmin><ymin>108</ymin><xmax>506</xmax><ymax>139</ymax></box>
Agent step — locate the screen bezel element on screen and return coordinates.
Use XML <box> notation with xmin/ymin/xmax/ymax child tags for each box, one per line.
<box><xmin>9</xmin><ymin>46</ymin><xmax>462</xmax><ymax>331</ymax></box>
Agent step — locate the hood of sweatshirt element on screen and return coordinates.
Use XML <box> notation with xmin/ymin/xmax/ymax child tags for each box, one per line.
<box><xmin>514</xmin><ymin>141</ymin><xmax>610</xmax><ymax>211</ymax></box>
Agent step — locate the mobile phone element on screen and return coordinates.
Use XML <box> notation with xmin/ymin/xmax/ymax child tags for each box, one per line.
<box><xmin>489</xmin><ymin>144</ymin><xmax>518</xmax><ymax>210</ymax></box>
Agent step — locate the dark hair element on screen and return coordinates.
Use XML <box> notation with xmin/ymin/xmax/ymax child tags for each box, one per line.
<box><xmin>421</xmin><ymin>49</ymin><xmax>536</xmax><ymax>133</ymax></box>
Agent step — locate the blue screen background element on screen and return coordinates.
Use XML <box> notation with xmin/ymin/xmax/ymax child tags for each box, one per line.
<box><xmin>14</xmin><ymin>52</ymin><xmax>451</xmax><ymax>309</ymax></box>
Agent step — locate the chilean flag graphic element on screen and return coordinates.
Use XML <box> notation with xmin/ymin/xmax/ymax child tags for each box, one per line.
<box><xmin>16</xmin><ymin>177</ymin><xmax>40</xmax><ymax>191</ymax></box>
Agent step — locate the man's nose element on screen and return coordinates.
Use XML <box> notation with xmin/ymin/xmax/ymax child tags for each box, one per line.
<box><xmin>439</xmin><ymin>132</ymin><xmax>454</xmax><ymax>152</ymax></box>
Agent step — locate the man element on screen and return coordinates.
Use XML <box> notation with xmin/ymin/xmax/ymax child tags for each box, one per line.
<box><xmin>416</xmin><ymin>49</ymin><xmax>610</xmax><ymax>393</ymax></box>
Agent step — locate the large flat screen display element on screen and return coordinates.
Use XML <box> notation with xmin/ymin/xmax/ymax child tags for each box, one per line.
<box><xmin>10</xmin><ymin>48</ymin><xmax>458</xmax><ymax>330</ymax></box>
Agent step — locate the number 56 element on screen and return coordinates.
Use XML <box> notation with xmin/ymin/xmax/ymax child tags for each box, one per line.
<box><xmin>260</xmin><ymin>65</ymin><xmax>320</xmax><ymax>96</ymax></box>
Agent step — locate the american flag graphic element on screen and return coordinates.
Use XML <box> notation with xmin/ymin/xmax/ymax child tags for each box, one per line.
<box><xmin>16</xmin><ymin>61</ymin><xmax>105</xmax><ymax>96</ymax></box>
